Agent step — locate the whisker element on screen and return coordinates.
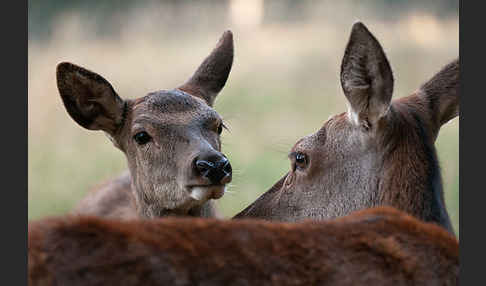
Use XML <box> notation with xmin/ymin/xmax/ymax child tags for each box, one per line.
<box><xmin>226</xmin><ymin>183</ymin><xmax>238</xmax><ymax>189</ymax></box>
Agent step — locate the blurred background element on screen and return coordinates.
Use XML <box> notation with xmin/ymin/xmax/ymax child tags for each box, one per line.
<box><xmin>29</xmin><ymin>0</ymin><xmax>459</xmax><ymax>233</ymax></box>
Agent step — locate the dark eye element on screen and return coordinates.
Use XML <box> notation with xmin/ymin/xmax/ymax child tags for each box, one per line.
<box><xmin>217</xmin><ymin>123</ymin><xmax>223</xmax><ymax>135</ymax></box>
<box><xmin>295</xmin><ymin>152</ymin><xmax>307</xmax><ymax>169</ymax></box>
<box><xmin>133</xmin><ymin>131</ymin><xmax>151</xmax><ymax>145</ymax></box>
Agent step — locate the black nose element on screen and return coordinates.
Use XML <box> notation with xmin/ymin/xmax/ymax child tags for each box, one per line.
<box><xmin>195</xmin><ymin>154</ymin><xmax>232</xmax><ymax>185</ymax></box>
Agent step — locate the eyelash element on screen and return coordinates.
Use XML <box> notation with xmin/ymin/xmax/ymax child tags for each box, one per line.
<box><xmin>217</xmin><ymin>121</ymin><xmax>229</xmax><ymax>135</ymax></box>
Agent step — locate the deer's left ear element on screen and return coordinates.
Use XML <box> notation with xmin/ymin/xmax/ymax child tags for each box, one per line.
<box><xmin>178</xmin><ymin>30</ymin><xmax>234</xmax><ymax>107</ymax></box>
<box><xmin>418</xmin><ymin>58</ymin><xmax>459</xmax><ymax>134</ymax></box>
<box><xmin>340</xmin><ymin>22</ymin><xmax>394</xmax><ymax>129</ymax></box>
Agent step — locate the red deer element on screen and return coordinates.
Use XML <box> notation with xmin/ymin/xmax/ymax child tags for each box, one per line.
<box><xmin>234</xmin><ymin>22</ymin><xmax>458</xmax><ymax>235</ymax></box>
<box><xmin>28</xmin><ymin>206</ymin><xmax>458</xmax><ymax>285</ymax></box>
<box><xmin>57</xmin><ymin>31</ymin><xmax>234</xmax><ymax>219</ymax></box>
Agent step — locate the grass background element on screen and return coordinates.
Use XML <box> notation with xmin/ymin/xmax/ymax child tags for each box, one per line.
<box><xmin>28</xmin><ymin>0</ymin><xmax>459</xmax><ymax>233</ymax></box>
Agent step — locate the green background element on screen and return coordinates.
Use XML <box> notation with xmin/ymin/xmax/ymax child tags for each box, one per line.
<box><xmin>28</xmin><ymin>0</ymin><xmax>459</xmax><ymax>234</ymax></box>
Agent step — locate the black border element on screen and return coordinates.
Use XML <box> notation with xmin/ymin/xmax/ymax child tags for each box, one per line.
<box><xmin>4</xmin><ymin>0</ymin><xmax>27</xmax><ymax>285</ymax></box>
<box><xmin>460</xmin><ymin>0</ymin><xmax>482</xmax><ymax>284</ymax></box>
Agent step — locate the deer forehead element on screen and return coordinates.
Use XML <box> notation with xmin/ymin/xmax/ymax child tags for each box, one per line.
<box><xmin>131</xmin><ymin>90</ymin><xmax>219</xmax><ymax>126</ymax></box>
<box><xmin>297</xmin><ymin>113</ymin><xmax>356</xmax><ymax>152</ymax></box>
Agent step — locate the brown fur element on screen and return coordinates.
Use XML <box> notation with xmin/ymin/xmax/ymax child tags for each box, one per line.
<box><xmin>234</xmin><ymin>22</ymin><xmax>458</xmax><ymax>235</ymax></box>
<box><xmin>28</xmin><ymin>207</ymin><xmax>458</xmax><ymax>286</ymax></box>
<box><xmin>72</xmin><ymin>171</ymin><xmax>137</xmax><ymax>219</ymax></box>
<box><xmin>57</xmin><ymin>31</ymin><xmax>234</xmax><ymax>219</ymax></box>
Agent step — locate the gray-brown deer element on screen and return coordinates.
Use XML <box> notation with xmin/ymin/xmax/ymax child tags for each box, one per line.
<box><xmin>234</xmin><ymin>22</ymin><xmax>458</xmax><ymax>235</ymax></box>
<box><xmin>28</xmin><ymin>206</ymin><xmax>458</xmax><ymax>285</ymax></box>
<box><xmin>57</xmin><ymin>31</ymin><xmax>234</xmax><ymax>219</ymax></box>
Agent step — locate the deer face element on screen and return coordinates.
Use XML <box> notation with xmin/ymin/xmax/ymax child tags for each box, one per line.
<box><xmin>282</xmin><ymin>112</ymin><xmax>379</xmax><ymax>220</ymax></box>
<box><xmin>235</xmin><ymin>23</ymin><xmax>458</xmax><ymax>232</ymax></box>
<box><xmin>57</xmin><ymin>31</ymin><xmax>234</xmax><ymax>218</ymax></box>
<box><xmin>121</xmin><ymin>90</ymin><xmax>231</xmax><ymax>217</ymax></box>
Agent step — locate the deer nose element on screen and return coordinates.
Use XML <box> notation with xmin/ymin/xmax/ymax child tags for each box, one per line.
<box><xmin>195</xmin><ymin>155</ymin><xmax>232</xmax><ymax>185</ymax></box>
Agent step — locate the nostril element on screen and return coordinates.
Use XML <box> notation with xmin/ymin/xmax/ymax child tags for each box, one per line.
<box><xmin>222</xmin><ymin>160</ymin><xmax>232</xmax><ymax>175</ymax></box>
<box><xmin>196</xmin><ymin>160</ymin><xmax>214</xmax><ymax>169</ymax></box>
<box><xmin>195</xmin><ymin>154</ymin><xmax>232</xmax><ymax>184</ymax></box>
<box><xmin>196</xmin><ymin>160</ymin><xmax>215</xmax><ymax>177</ymax></box>
<box><xmin>218</xmin><ymin>160</ymin><xmax>232</xmax><ymax>184</ymax></box>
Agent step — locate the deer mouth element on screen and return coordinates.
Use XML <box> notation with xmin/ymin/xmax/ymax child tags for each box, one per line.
<box><xmin>187</xmin><ymin>184</ymin><xmax>226</xmax><ymax>202</ymax></box>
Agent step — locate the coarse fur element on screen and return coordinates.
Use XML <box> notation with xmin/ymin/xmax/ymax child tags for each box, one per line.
<box><xmin>28</xmin><ymin>206</ymin><xmax>458</xmax><ymax>286</ymax></box>
<box><xmin>58</xmin><ymin>31</ymin><xmax>234</xmax><ymax>219</ymax></box>
<box><xmin>73</xmin><ymin>171</ymin><xmax>137</xmax><ymax>219</ymax></box>
<box><xmin>234</xmin><ymin>22</ymin><xmax>458</xmax><ymax>235</ymax></box>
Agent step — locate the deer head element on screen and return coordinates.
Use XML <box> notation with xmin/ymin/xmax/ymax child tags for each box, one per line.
<box><xmin>235</xmin><ymin>23</ymin><xmax>458</xmax><ymax>234</ymax></box>
<box><xmin>57</xmin><ymin>31</ymin><xmax>234</xmax><ymax>218</ymax></box>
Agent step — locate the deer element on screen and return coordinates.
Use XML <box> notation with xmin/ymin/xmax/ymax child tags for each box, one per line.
<box><xmin>234</xmin><ymin>22</ymin><xmax>459</xmax><ymax>235</ymax></box>
<box><xmin>56</xmin><ymin>31</ymin><xmax>234</xmax><ymax>219</ymax></box>
<box><xmin>28</xmin><ymin>206</ymin><xmax>458</xmax><ymax>285</ymax></box>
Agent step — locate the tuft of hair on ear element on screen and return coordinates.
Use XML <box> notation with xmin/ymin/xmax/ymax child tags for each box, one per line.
<box><xmin>178</xmin><ymin>30</ymin><xmax>234</xmax><ymax>107</ymax></box>
<box><xmin>340</xmin><ymin>22</ymin><xmax>394</xmax><ymax>128</ymax></box>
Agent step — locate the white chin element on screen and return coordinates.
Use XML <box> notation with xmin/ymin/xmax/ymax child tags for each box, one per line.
<box><xmin>189</xmin><ymin>185</ymin><xmax>226</xmax><ymax>202</ymax></box>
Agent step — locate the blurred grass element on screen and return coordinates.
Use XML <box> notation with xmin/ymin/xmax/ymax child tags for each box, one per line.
<box><xmin>28</xmin><ymin>1</ymin><xmax>458</xmax><ymax>233</ymax></box>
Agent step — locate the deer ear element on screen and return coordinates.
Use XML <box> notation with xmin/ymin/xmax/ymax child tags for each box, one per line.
<box><xmin>419</xmin><ymin>58</ymin><xmax>459</xmax><ymax>132</ymax></box>
<box><xmin>178</xmin><ymin>30</ymin><xmax>234</xmax><ymax>107</ymax></box>
<box><xmin>56</xmin><ymin>62</ymin><xmax>126</xmax><ymax>134</ymax></box>
<box><xmin>340</xmin><ymin>22</ymin><xmax>394</xmax><ymax>128</ymax></box>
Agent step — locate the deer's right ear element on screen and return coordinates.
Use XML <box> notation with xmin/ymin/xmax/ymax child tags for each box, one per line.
<box><xmin>340</xmin><ymin>22</ymin><xmax>394</xmax><ymax>129</ymax></box>
<box><xmin>56</xmin><ymin>62</ymin><xmax>126</xmax><ymax>134</ymax></box>
<box><xmin>178</xmin><ymin>30</ymin><xmax>234</xmax><ymax>106</ymax></box>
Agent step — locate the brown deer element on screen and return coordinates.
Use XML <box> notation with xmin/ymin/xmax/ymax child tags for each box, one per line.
<box><xmin>57</xmin><ymin>31</ymin><xmax>234</xmax><ymax>219</ymax></box>
<box><xmin>28</xmin><ymin>206</ymin><xmax>459</xmax><ymax>285</ymax></box>
<box><xmin>234</xmin><ymin>22</ymin><xmax>458</xmax><ymax>235</ymax></box>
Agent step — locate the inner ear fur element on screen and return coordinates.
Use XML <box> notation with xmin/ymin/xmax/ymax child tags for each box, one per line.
<box><xmin>340</xmin><ymin>22</ymin><xmax>394</xmax><ymax>128</ymax></box>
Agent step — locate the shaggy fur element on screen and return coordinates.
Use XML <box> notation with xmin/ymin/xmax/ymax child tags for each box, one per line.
<box><xmin>28</xmin><ymin>207</ymin><xmax>458</xmax><ymax>286</ymax></box>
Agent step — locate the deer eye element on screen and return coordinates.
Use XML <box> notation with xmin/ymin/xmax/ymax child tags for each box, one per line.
<box><xmin>217</xmin><ymin>123</ymin><xmax>223</xmax><ymax>135</ymax></box>
<box><xmin>133</xmin><ymin>131</ymin><xmax>151</xmax><ymax>145</ymax></box>
<box><xmin>295</xmin><ymin>152</ymin><xmax>308</xmax><ymax>169</ymax></box>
